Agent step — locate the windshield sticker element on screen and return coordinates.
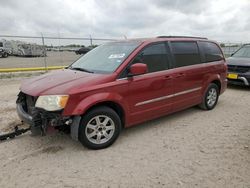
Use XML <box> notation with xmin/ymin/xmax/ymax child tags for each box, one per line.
<box><xmin>108</xmin><ymin>53</ymin><xmax>125</xmax><ymax>59</ymax></box>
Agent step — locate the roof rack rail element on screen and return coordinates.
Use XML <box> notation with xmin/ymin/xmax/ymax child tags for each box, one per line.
<box><xmin>157</xmin><ymin>36</ymin><xmax>208</xmax><ymax>39</ymax></box>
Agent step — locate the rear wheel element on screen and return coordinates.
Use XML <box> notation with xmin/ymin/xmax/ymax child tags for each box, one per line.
<box><xmin>79</xmin><ymin>106</ymin><xmax>122</xmax><ymax>149</ymax></box>
<box><xmin>199</xmin><ymin>83</ymin><xmax>219</xmax><ymax>110</ymax></box>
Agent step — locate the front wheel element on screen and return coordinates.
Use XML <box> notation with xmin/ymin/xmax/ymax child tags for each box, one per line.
<box><xmin>78</xmin><ymin>106</ymin><xmax>122</xmax><ymax>149</ymax></box>
<box><xmin>199</xmin><ymin>83</ymin><xmax>219</xmax><ymax>110</ymax></box>
<box><xmin>3</xmin><ymin>52</ymin><xmax>8</xmax><ymax>58</ymax></box>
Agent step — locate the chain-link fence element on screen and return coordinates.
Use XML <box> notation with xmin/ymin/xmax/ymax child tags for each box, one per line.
<box><xmin>220</xmin><ymin>42</ymin><xmax>244</xmax><ymax>57</ymax></box>
<box><xmin>0</xmin><ymin>35</ymin><xmax>246</xmax><ymax>70</ymax></box>
<box><xmin>0</xmin><ymin>34</ymin><xmax>118</xmax><ymax>70</ymax></box>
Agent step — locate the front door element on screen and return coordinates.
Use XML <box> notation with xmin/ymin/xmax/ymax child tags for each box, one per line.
<box><xmin>126</xmin><ymin>42</ymin><xmax>174</xmax><ymax>126</ymax></box>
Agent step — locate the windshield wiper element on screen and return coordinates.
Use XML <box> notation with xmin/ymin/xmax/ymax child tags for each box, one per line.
<box><xmin>69</xmin><ymin>66</ymin><xmax>94</xmax><ymax>73</ymax></box>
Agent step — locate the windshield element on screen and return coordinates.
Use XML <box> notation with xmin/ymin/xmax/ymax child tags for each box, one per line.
<box><xmin>232</xmin><ymin>45</ymin><xmax>250</xmax><ymax>58</ymax></box>
<box><xmin>70</xmin><ymin>41</ymin><xmax>141</xmax><ymax>73</ymax></box>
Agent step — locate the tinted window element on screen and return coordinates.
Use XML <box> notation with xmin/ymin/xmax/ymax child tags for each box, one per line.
<box><xmin>199</xmin><ymin>42</ymin><xmax>223</xmax><ymax>62</ymax></box>
<box><xmin>0</xmin><ymin>42</ymin><xmax>3</xmax><ymax>47</ymax></box>
<box><xmin>171</xmin><ymin>42</ymin><xmax>200</xmax><ymax>67</ymax></box>
<box><xmin>133</xmin><ymin>43</ymin><xmax>169</xmax><ymax>73</ymax></box>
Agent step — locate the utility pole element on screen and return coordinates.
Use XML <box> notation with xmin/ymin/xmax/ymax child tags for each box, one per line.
<box><xmin>89</xmin><ymin>35</ymin><xmax>93</xmax><ymax>47</ymax></box>
<box><xmin>41</xmin><ymin>33</ymin><xmax>47</xmax><ymax>71</ymax></box>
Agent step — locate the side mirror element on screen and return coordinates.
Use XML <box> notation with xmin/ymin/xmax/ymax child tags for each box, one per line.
<box><xmin>129</xmin><ymin>63</ymin><xmax>148</xmax><ymax>76</ymax></box>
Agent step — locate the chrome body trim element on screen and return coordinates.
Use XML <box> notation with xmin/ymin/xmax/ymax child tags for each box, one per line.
<box><xmin>116</xmin><ymin>77</ymin><xmax>129</xmax><ymax>81</ymax></box>
<box><xmin>135</xmin><ymin>87</ymin><xmax>202</xmax><ymax>106</ymax></box>
<box><xmin>238</xmin><ymin>77</ymin><xmax>249</xmax><ymax>86</ymax></box>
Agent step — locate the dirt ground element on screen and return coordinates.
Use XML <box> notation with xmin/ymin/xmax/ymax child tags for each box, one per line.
<box><xmin>0</xmin><ymin>78</ymin><xmax>249</xmax><ymax>188</ymax></box>
<box><xmin>0</xmin><ymin>51</ymin><xmax>79</xmax><ymax>68</ymax></box>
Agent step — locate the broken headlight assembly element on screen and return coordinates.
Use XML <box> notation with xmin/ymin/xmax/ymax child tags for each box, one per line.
<box><xmin>35</xmin><ymin>95</ymin><xmax>69</xmax><ymax>111</ymax></box>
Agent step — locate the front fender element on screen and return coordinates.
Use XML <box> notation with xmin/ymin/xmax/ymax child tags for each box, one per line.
<box><xmin>63</xmin><ymin>92</ymin><xmax>128</xmax><ymax>117</ymax></box>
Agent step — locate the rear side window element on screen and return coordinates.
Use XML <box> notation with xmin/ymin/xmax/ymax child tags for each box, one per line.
<box><xmin>171</xmin><ymin>42</ymin><xmax>201</xmax><ymax>67</ymax></box>
<box><xmin>199</xmin><ymin>42</ymin><xmax>223</xmax><ymax>62</ymax></box>
<box><xmin>133</xmin><ymin>43</ymin><xmax>169</xmax><ymax>73</ymax></box>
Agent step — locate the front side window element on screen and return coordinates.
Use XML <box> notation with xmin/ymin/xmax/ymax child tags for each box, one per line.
<box><xmin>71</xmin><ymin>41</ymin><xmax>141</xmax><ymax>73</ymax></box>
<box><xmin>132</xmin><ymin>43</ymin><xmax>169</xmax><ymax>73</ymax></box>
<box><xmin>199</xmin><ymin>42</ymin><xmax>223</xmax><ymax>62</ymax></box>
<box><xmin>232</xmin><ymin>45</ymin><xmax>250</xmax><ymax>58</ymax></box>
<box><xmin>171</xmin><ymin>41</ymin><xmax>201</xmax><ymax>67</ymax></box>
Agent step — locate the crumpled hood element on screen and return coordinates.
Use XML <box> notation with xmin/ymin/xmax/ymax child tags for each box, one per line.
<box><xmin>20</xmin><ymin>69</ymin><xmax>113</xmax><ymax>96</ymax></box>
<box><xmin>227</xmin><ymin>57</ymin><xmax>250</xmax><ymax>66</ymax></box>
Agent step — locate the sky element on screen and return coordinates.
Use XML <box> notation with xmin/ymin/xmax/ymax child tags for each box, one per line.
<box><xmin>0</xmin><ymin>0</ymin><xmax>249</xmax><ymax>45</ymax></box>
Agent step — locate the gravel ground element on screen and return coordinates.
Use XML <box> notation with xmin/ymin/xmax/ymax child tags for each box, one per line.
<box><xmin>0</xmin><ymin>78</ymin><xmax>249</xmax><ymax>188</ymax></box>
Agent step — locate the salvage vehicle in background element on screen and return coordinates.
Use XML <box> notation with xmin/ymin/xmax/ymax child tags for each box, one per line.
<box><xmin>0</xmin><ymin>41</ymin><xmax>11</xmax><ymax>58</ymax></box>
<box><xmin>227</xmin><ymin>44</ymin><xmax>250</xmax><ymax>86</ymax></box>
<box><xmin>16</xmin><ymin>36</ymin><xmax>227</xmax><ymax>149</ymax></box>
<box><xmin>16</xmin><ymin>43</ymin><xmax>46</xmax><ymax>57</ymax></box>
<box><xmin>0</xmin><ymin>47</ymin><xmax>9</xmax><ymax>58</ymax></box>
<box><xmin>75</xmin><ymin>47</ymin><xmax>90</xmax><ymax>55</ymax></box>
<box><xmin>0</xmin><ymin>39</ymin><xmax>46</xmax><ymax>57</ymax></box>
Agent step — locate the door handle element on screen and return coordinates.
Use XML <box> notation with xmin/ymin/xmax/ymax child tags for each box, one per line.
<box><xmin>175</xmin><ymin>73</ymin><xmax>185</xmax><ymax>78</ymax></box>
<box><xmin>164</xmin><ymin>75</ymin><xmax>172</xmax><ymax>80</ymax></box>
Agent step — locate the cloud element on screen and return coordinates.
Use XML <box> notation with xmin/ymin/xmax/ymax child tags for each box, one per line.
<box><xmin>0</xmin><ymin>0</ymin><xmax>249</xmax><ymax>43</ymax></box>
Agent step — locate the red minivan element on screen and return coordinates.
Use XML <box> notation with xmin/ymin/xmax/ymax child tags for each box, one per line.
<box><xmin>17</xmin><ymin>36</ymin><xmax>227</xmax><ymax>149</ymax></box>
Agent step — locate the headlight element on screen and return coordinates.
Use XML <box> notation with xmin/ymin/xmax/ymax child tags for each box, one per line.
<box><xmin>35</xmin><ymin>95</ymin><xmax>69</xmax><ymax>111</ymax></box>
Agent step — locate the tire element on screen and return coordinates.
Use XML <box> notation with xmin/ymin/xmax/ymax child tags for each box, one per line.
<box><xmin>78</xmin><ymin>106</ymin><xmax>122</xmax><ymax>149</ymax></box>
<box><xmin>3</xmin><ymin>52</ymin><xmax>8</xmax><ymax>58</ymax></box>
<box><xmin>199</xmin><ymin>83</ymin><xmax>219</xmax><ymax>110</ymax></box>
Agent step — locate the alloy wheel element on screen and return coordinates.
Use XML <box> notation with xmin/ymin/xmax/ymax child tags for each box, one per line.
<box><xmin>206</xmin><ymin>88</ymin><xmax>217</xmax><ymax>107</ymax></box>
<box><xmin>85</xmin><ymin>115</ymin><xmax>115</xmax><ymax>144</ymax></box>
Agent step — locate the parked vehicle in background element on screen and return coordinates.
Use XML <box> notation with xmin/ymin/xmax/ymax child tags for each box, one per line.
<box><xmin>17</xmin><ymin>43</ymin><xmax>46</xmax><ymax>57</ymax></box>
<box><xmin>16</xmin><ymin>36</ymin><xmax>227</xmax><ymax>149</ymax></box>
<box><xmin>0</xmin><ymin>48</ymin><xmax>9</xmax><ymax>58</ymax></box>
<box><xmin>0</xmin><ymin>40</ymin><xmax>11</xmax><ymax>57</ymax></box>
<box><xmin>0</xmin><ymin>46</ymin><xmax>8</xmax><ymax>58</ymax></box>
<box><xmin>0</xmin><ymin>39</ymin><xmax>46</xmax><ymax>57</ymax></box>
<box><xmin>16</xmin><ymin>43</ymin><xmax>46</xmax><ymax>57</ymax></box>
<box><xmin>227</xmin><ymin>44</ymin><xmax>250</xmax><ymax>86</ymax></box>
<box><xmin>75</xmin><ymin>47</ymin><xmax>90</xmax><ymax>55</ymax></box>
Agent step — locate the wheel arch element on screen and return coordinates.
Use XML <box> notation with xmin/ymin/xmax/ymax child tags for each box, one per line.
<box><xmin>65</xmin><ymin>92</ymin><xmax>128</xmax><ymax>128</ymax></box>
<box><xmin>204</xmin><ymin>74</ymin><xmax>222</xmax><ymax>94</ymax></box>
<box><xmin>84</xmin><ymin>101</ymin><xmax>126</xmax><ymax>128</ymax></box>
<box><xmin>211</xmin><ymin>79</ymin><xmax>221</xmax><ymax>93</ymax></box>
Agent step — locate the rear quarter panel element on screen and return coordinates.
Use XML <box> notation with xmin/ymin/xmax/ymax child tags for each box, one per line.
<box><xmin>201</xmin><ymin>60</ymin><xmax>227</xmax><ymax>95</ymax></box>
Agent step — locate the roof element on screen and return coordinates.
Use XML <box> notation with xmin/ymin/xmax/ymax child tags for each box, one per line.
<box><xmin>111</xmin><ymin>36</ymin><xmax>210</xmax><ymax>43</ymax></box>
<box><xmin>157</xmin><ymin>36</ymin><xmax>207</xmax><ymax>39</ymax></box>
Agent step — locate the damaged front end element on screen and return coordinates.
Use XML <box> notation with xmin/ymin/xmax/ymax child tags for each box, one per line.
<box><xmin>16</xmin><ymin>92</ymin><xmax>72</xmax><ymax>136</ymax></box>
